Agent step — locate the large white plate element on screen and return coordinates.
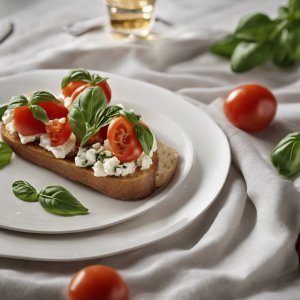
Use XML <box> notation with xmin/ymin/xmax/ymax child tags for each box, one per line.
<box><xmin>0</xmin><ymin>70</ymin><xmax>231</xmax><ymax>261</ymax></box>
<box><xmin>0</xmin><ymin>70</ymin><xmax>193</xmax><ymax>234</ymax></box>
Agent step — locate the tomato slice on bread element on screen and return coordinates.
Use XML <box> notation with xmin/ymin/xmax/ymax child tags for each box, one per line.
<box><xmin>46</xmin><ymin>118</ymin><xmax>72</xmax><ymax>146</ymax></box>
<box><xmin>107</xmin><ymin>116</ymin><xmax>143</xmax><ymax>162</ymax></box>
<box><xmin>14</xmin><ymin>102</ymin><xmax>68</xmax><ymax>136</ymax></box>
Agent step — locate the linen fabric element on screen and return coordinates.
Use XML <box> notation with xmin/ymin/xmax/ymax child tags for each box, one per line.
<box><xmin>1</xmin><ymin>0</ymin><xmax>300</xmax><ymax>299</ymax></box>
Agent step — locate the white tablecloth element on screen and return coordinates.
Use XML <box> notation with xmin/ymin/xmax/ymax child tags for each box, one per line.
<box><xmin>1</xmin><ymin>0</ymin><xmax>300</xmax><ymax>299</ymax></box>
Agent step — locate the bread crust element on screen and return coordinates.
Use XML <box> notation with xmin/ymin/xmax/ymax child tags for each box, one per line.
<box><xmin>1</xmin><ymin>124</ymin><xmax>158</xmax><ymax>200</ymax></box>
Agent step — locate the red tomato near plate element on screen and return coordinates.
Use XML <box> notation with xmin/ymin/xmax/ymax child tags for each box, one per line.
<box><xmin>68</xmin><ymin>265</ymin><xmax>130</xmax><ymax>300</ymax></box>
<box><xmin>223</xmin><ymin>84</ymin><xmax>277</xmax><ymax>132</ymax></box>
<box><xmin>62</xmin><ymin>81</ymin><xmax>87</xmax><ymax>98</ymax></box>
<box><xmin>107</xmin><ymin>116</ymin><xmax>143</xmax><ymax>162</ymax></box>
<box><xmin>14</xmin><ymin>102</ymin><xmax>68</xmax><ymax>136</ymax></box>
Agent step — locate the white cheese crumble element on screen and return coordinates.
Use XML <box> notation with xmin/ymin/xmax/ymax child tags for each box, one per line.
<box><xmin>2</xmin><ymin>109</ymin><xmax>14</xmax><ymax>124</ymax></box>
<box><xmin>18</xmin><ymin>133</ymin><xmax>42</xmax><ymax>144</ymax></box>
<box><xmin>115</xmin><ymin>161</ymin><xmax>136</xmax><ymax>176</ymax></box>
<box><xmin>103</xmin><ymin>156</ymin><xmax>120</xmax><ymax>176</ymax></box>
<box><xmin>46</xmin><ymin>120</ymin><xmax>54</xmax><ymax>126</ymax></box>
<box><xmin>39</xmin><ymin>134</ymin><xmax>52</xmax><ymax>148</ymax></box>
<box><xmin>40</xmin><ymin>133</ymin><xmax>76</xmax><ymax>159</ymax></box>
<box><xmin>102</xmin><ymin>139</ymin><xmax>113</xmax><ymax>152</ymax></box>
<box><xmin>64</xmin><ymin>97</ymin><xmax>72</xmax><ymax>109</ymax></box>
<box><xmin>5</xmin><ymin>120</ymin><xmax>16</xmax><ymax>135</ymax></box>
<box><xmin>59</xmin><ymin>117</ymin><xmax>66</xmax><ymax>124</ymax></box>
<box><xmin>136</xmin><ymin>133</ymin><xmax>157</xmax><ymax>170</ymax></box>
<box><xmin>57</xmin><ymin>94</ymin><xmax>65</xmax><ymax>102</ymax></box>
<box><xmin>93</xmin><ymin>161</ymin><xmax>107</xmax><ymax>177</ymax></box>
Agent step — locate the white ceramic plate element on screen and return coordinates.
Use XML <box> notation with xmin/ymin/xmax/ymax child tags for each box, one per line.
<box><xmin>0</xmin><ymin>70</ymin><xmax>193</xmax><ymax>234</ymax></box>
<box><xmin>0</xmin><ymin>70</ymin><xmax>231</xmax><ymax>261</ymax></box>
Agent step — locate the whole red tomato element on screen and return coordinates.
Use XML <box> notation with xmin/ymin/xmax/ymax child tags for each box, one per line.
<box><xmin>14</xmin><ymin>102</ymin><xmax>68</xmax><ymax>136</ymax></box>
<box><xmin>223</xmin><ymin>84</ymin><xmax>277</xmax><ymax>132</ymax></box>
<box><xmin>68</xmin><ymin>265</ymin><xmax>130</xmax><ymax>300</ymax></box>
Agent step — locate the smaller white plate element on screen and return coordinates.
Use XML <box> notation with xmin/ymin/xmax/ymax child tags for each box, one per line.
<box><xmin>0</xmin><ymin>70</ymin><xmax>193</xmax><ymax>234</ymax></box>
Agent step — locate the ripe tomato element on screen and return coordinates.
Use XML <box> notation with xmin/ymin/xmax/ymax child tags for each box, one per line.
<box><xmin>45</xmin><ymin>118</ymin><xmax>72</xmax><ymax>146</ymax></box>
<box><xmin>84</xmin><ymin>125</ymin><xmax>109</xmax><ymax>147</ymax></box>
<box><xmin>223</xmin><ymin>84</ymin><xmax>277</xmax><ymax>132</ymax></box>
<box><xmin>62</xmin><ymin>81</ymin><xmax>87</xmax><ymax>98</ymax></box>
<box><xmin>14</xmin><ymin>102</ymin><xmax>68</xmax><ymax>136</ymax></box>
<box><xmin>68</xmin><ymin>265</ymin><xmax>130</xmax><ymax>300</ymax></box>
<box><xmin>107</xmin><ymin>116</ymin><xmax>143</xmax><ymax>162</ymax></box>
<box><xmin>64</xmin><ymin>81</ymin><xmax>112</xmax><ymax>109</ymax></box>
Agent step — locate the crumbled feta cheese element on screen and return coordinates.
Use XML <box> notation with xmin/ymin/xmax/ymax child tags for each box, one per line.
<box><xmin>59</xmin><ymin>118</ymin><xmax>66</xmax><ymax>124</ymax></box>
<box><xmin>19</xmin><ymin>133</ymin><xmax>42</xmax><ymax>144</ymax></box>
<box><xmin>39</xmin><ymin>134</ymin><xmax>52</xmax><ymax>148</ymax></box>
<box><xmin>129</xmin><ymin>109</ymin><xmax>135</xmax><ymax>113</ymax></box>
<box><xmin>102</xmin><ymin>139</ymin><xmax>113</xmax><ymax>152</ymax></box>
<box><xmin>136</xmin><ymin>132</ymin><xmax>157</xmax><ymax>170</ymax></box>
<box><xmin>115</xmin><ymin>161</ymin><xmax>137</xmax><ymax>176</ymax></box>
<box><xmin>46</xmin><ymin>120</ymin><xmax>54</xmax><ymax>126</ymax></box>
<box><xmin>64</xmin><ymin>97</ymin><xmax>72</xmax><ymax>108</ymax></box>
<box><xmin>93</xmin><ymin>161</ymin><xmax>107</xmax><ymax>177</ymax></box>
<box><xmin>92</xmin><ymin>143</ymin><xmax>101</xmax><ymax>151</ymax></box>
<box><xmin>75</xmin><ymin>147</ymin><xmax>98</xmax><ymax>167</ymax></box>
<box><xmin>103</xmin><ymin>156</ymin><xmax>120</xmax><ymax>176</ymax></box>
<box><xmin>57</xmin><ymin>94</ymin><xmax>65</xmax><ymax>102</ymax></box>
<box><xmin>2</xmin><ymin>109</ymin><xmax>14</xmax><ymax>124</ymax></box>
<box><xmin>47</xmin><ymin>133</ymin><xmax>76</xmax><ymax>159</ymax></box>
<box><xmin>5</xmin><ymin>120</ymin><xmax>16</xmax><ymax>135</ymax></box>
<box><xmin>115</xmin><ymin>103</ymin><xmax>125</xmax><ymax>109</ymax></box>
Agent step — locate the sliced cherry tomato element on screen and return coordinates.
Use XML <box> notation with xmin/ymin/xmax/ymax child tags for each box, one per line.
<box><xmin>65</xmin><ymin>81</ymin><xmax>112</xmax><ymax>109</ymax></box>
<box><xmin>45</xmin><ymin>118</ymin><xmax>72</xmax><ymax>146</ymax></box>
<box><xmin>14</xmin><ymin>102</ymin><xmax>68</xmax><ymax>136</ymax></box>
<box><xmin>107</xmin><ymin>116</ymin><xmax>143</xmax><ymax>162</ymax></box>
<box><xmin>62</xmin><ymin>81</ymin><xmax>86</xmax><ymax>98</ymax></box>
<box><xmin>68</xmin><ymin>265</ymin><xmax>129</xmax><ymax>300</ymax></box>
<box><xmin>223</xmin><ymin>84</ymin><xmax>277</xmax><ymax>132</ymax></box>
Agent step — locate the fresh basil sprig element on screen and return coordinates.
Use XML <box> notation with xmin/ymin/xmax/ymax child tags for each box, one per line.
<box><xmin>12</xmin><ymin>181</ymin><xmax>89</xmax><ymax>216</ymax></box>
<box><xmin>38</xmin><ymin>186</ymin><xmax>88</xmax><ymax>216</ymax></box>
<box><xmin>209</xmin><ymin>0</ymin><xmax>300</xmax><ymax>72</ymax></box>
<box><xmin>68</xmin><ymin>86</ymin><xmax>109</xmax><ymax>147</ymax></box>
<box><xmin>61</xmin><ymin>68</ymin><xmax>108</xmax><ymax>89</ymax></box>
<box><xmin>6</xmin><ymin>91</ymin><xmax>60</xmax><ymax>124</ymax></box>
<box><xmin>0</xmin><ymin>142</ymin><xmax>13</xmax><ymax>169</ymax></box>
<box><xmin>0</xmin><ymin>105</ymin><xmax>8</xmax><ymax>119</ymax></box>
<box><xmin>12</xmin><ymin>181</ymin><xmax>38</xmax><ymax>202</ymax></box>
<box><xmin>271</xmin><ymin>132</ymin><xmax>300</xmax><ymax>177</ymax></box>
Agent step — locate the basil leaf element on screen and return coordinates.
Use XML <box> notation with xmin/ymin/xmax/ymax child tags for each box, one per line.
<box><xmin>272</xmin><ymin>29</ymin><xmax>300</xmax><ymax>67</ymax></box>
<box><xmin>231</xmin><ymin>41</ymin><xmax>272</xmax><ymax>73</ymax></box>
<box><xmin>271</xmin><ymin>132</ymin><xmax>300</xmax><ymax>177</ymax></box>
<box><xmin>0</xmin><ymin>105</ymin><xmax>8</xmax><ymax>119</ymax></box>
<box><xmin>0</xmin><ymin>142</ymin><xmax>13</xmax><ymax>169</ymax></box>
<box><xmin>30</xmin><ymin>91</ymin><xmax>60</xmax><ymax>105</ymax></box>
<box><xmin>68</xmin><ymin>86</ymin><xmax>107</xmax><ymax>145</ymax></box>
<box><xmin>277</xmin><ymin>6</ymin><xmax>290</xmax><ymax>20</ymax></box>
<box><xmin>30</xmin><ymin>105</ymin><xmax>49</xmax><ymax>124</ymax></box>
<box><xmin>209</xmin><ymin>35</ymin><xmax>241</xmax><ymax>58</ymax></box>
<box><xmin>38</xmin><ymin>185</ymin><xmax>88</xmax><ymax>216</ymax></box>
<box><xmin>119</xmin><ymin>109</ymin><xmax>140</xmax><ymax>124</ymax></box>
<box><xmin>12</xmin><ymin>181</ymin><xmax>38</xmax><ymax>202</ymax></box>
<box><xmin>7</xmin><ymin>95</ymin><xmax>28</xmax><ymax>110</ymax></box>
<box><xmin>91</xmin><ymin>74</ymin><xmax>108</xmax><ymax>85</ymax></box>
<box><xmin>289</xmin><ymin>0</ymin><xmax>300</xmax><ymax>13</ymax></box>
<box><xmin>234</xmin><ymin>13</ymin><xmax>277</xmax><ymax>42</ymax></box>
<box><xmin>61</xmin><ymin>68</ymin><xmax>91</xmax><ymax>89</ymax></box>
<box><xmin>134</xmin><ymin>123</ymin><xmax>153</xmax><ymax>156</ymax></box>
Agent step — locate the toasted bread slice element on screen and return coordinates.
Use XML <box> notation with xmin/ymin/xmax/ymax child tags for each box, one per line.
<box><xmin>156</xmin><ymin>142</ymin><xmax>179</xmax><ymax>187</ymax></box>
<box><xmin>1</xmin><ymin>125</ymin><xmax>178</xmax><ymax>200</ymax></box>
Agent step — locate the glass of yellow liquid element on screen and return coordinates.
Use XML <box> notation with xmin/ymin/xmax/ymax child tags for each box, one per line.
<box><xmin>104</xmin><ymin>0</ymin><xmax>157</xmax><ymax>37</ymax></box>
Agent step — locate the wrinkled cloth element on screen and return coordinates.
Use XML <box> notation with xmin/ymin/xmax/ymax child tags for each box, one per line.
<box><xmin>1</xmin><ymin>0</ymin><xmax>300</xmax><ymax>299</ymax></box>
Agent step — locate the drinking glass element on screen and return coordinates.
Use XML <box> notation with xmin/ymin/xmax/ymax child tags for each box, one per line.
<box><xmin>104</xmin><ymin>0</ymin><xmax>157</xmax><ymax>36</ymax></box>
